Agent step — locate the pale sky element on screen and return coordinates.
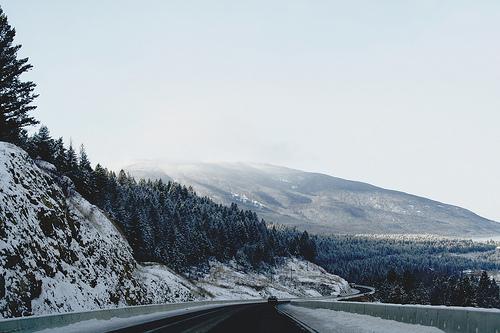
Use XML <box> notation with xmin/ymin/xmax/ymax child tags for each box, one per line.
<box><xmin>3</xmin><ymin>1</ymin><xmax>500</xmax><ymax>221</ymax></box>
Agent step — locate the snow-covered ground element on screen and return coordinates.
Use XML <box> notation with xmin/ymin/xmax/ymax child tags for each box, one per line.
<box><xmin>0</xmin><ymin>142</ymin><xmax>203</xmax><ymax>317</ymax></box>
<box><xmin>0</xmin><ymin>142</ymin><xmax>350</xmax><ymax>318</ymax></box>
<box><xmin>279</xmin><ymin>304</ymin><xmax>445</xmax><ymax>333</ymax></box>
<box><xmin>189</xmin><ymin>258</ymin><xmax>350</xmax><ymax>300</ymax></box>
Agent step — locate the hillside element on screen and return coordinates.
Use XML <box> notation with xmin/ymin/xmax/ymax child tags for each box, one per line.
<box><xmin>0</xmin><ymin>142</ymin><xmax>204</xmax><ymax>317</ymax></box>
<box><xmin>0</xmin><ymin>142</ymin><xmax>349</xmax><ymax>318</ymax></box>
<box><xmin>126</xmin><ymin>162</ymin><xmax>500</xmax><ymax>237</ymax></box>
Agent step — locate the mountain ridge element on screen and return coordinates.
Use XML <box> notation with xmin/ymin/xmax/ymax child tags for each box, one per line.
<box><xmin>126</xmin><ymin>161</ymin><xmax>500</xmax><ymax>237</ymax></box>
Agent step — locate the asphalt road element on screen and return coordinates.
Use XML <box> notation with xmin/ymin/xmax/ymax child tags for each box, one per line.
<box><xmin>106</xmin><ymin>286</ymin><xmax>376</xmax><ymax>333</ymax></box>
<box><xmin>207</xmin><ymin>303</ymin><xmax>306</xmax><ymax>333</ymax></box>
<box><xmin>352</xmin><ymin>285</ymin><xmax>373</xmax><ymax>295</ymax></box>
<box><xmin>108</xmin><ymin>303</ymin><xmax>307</xmax><ymax>333</ymax></box>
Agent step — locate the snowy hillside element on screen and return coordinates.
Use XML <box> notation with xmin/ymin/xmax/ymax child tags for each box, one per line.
<box><xmin>0</xmin><ymin>142</ymin><xmax>350</xmax><ymax>318</ymax></box>
<box><xmin>126</xmin><ymin>162</ymin><xmax>500</xmax><ymax>237</ymax></box>
<box><xmin>189</xmin><ymin>258</ymin><xmax>350</xmax><ymax>300</ymax></box>
<box><xmin>0</xmin><ymin>142</ymin><xmax>203</xmax><ymax>317</ymax></box>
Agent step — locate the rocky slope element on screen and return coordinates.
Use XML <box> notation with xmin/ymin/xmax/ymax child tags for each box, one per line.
<box><xmin>126</xmin><ymin>162</ymin><xmax>500</xmax><ymax>237</ymax></box>
<box><xmin>189</xmin><ymin>258</ymin><xmax>350</xmax><ymax>300</ymax></box>
<box><xmin>0</xmin><ymin>142</ymin><xmax>349</xmax><ymax>318</ymax></box>
<box><xmin>0</xmin><ymin>142</ymin><xmax>203</xmax><ymax>317</ymax></box>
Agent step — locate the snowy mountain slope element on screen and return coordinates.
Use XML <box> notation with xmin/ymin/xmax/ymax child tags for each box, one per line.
<box><xmin>189</xmin><ymin>258</ymin><xmax>350</xmax><ymax>300</ymax></box>
<box><xmin>0</xmin><ymin>142</ymin><xmax>203</xmax><ymax>318</ymax></box>
<box><xmin>0</xmin><ymin>142</ymin><xmax>351</xmax><ymax>318</ymax></box>
<box><xmin>126</xmin><ymin>162</ymin><xmax>500</xmax><ymax>237</ymax></box>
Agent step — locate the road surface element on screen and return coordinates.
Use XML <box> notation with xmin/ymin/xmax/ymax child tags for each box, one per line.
<box><xmin>107</xmin><ymin>303</ymin><xmax>307</xmax><ymax>333</ymax></box>
<box><xmin>106</xmin><ymin>286</ymin><xmax>374</xmax><ymax>332</ymax></box>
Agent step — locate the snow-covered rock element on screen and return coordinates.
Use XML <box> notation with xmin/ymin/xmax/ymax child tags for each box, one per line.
<box><xmin>189</xmin><ymin>257</ymin><xmax>350</xmax><ymax>300</ymax></box>
<box><xmin>0</xmin><ymin>142</ymin><xmax>203</xmax><ymax>318</ymax></box>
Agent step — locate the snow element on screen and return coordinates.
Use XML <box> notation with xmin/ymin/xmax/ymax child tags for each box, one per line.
<box><xmin>34</xmin><ymin>160</ymin><xmax>57</xmax><ymax>172</ymax></box>
<box><xmin>190</xmin><ymin>257</ymin><xmax>350</xmax><ymax>300</ymax></box>
<box><xmin>230</xmin><ymin>192</ymin><xmax>266</xmax><ymax>209</ymax></box>
<box><xmin>0</xmin><ymin>142</ymin><xmax>202</xmax><ymax>317</ymax></box>
<box><xmin>0</xmin><ymin>142</ymin><xmax>351</xmax><ymax>318</ymax></box>
<box><xmin>279</xmin><ymin>304</ymin><xmax>445</xmax><ymax>333</ymax></box>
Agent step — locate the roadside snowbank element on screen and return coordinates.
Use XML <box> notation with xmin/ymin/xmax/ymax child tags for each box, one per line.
<box><xmin>279</xmin><ymin>304</ymin><xmax>445</xmax><ymax>333</ymax></box>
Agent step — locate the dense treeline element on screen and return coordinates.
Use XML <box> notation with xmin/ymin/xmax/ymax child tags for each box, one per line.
<box><xmin>377</xmin><ymin>269</ymin><xmax>500</xmax><ymax>308</ymax></box>
<box><xmin>314</xmin><ymin>235</ymin><xmax>499</xmax><ymax>284</ymax></box>
<box><xmin>17</xmin><ymin>126</ymin><xmax>317</xmax><ymax>272</ymax></box>
<box><xmin>314</xmin><ymin>235</ymin><xmax>500</xmax><ymax>308</ymax></box>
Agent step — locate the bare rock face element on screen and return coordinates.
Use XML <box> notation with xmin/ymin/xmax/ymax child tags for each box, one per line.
<box><xmin>0</xmin><ymin>142</ymin><xmax>198</xmax><ymax>318</ymax></box>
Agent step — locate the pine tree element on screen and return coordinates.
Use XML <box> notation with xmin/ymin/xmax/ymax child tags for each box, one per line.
<box><xmin>460</xmin><ymin>276</ymin><xmax>475</xmax><ymax>306</ymax></box>
<box><xmin>77</xmin><ymin>144</ymin><xmax>95</xmax><ymax>199</ymax></box>
<box><xmin>65</xmin><ymin>142</ymin><xmax>78</xmax><ymax>174</ymax></box>
<box><xmin>402</xmin><ymin>270</ymin><xmax>415</xmax><ymax>292</ymax></box>
<box><xmin>477</xmin><ymin>271</ymin><xmax>492</xmax><ymax>308</ymax></box>
<box><xmin>490</xmin><ymin>279</ymin><xmax>500</xmax><ymax>307</ymax></box>
<box><xmin>298</xmin><ymin>230</ymin><xmax>316</xmax><ymax>261</ymax></box>
<box><xmin>53</xmin><ymin>137</ymin><xmax>66</xmax><ymax>171</ymax></box>
<box><xmin>0</xmin><ymin>6</ymin><xmax>38</xmax><ymax>143</ymax></box>
<box><xmin>32</xmin><ymin>126</ymin><xmax>54</xmax><ymax>162</ymax></box>
<box><xmin>93</xmin><ymin>164</ymin><xmax>109</xmax><ymax>206</ymax></box>
<box><xmin>387</xmin><ymin>269</ymin><xmax>399</xmax><ymax>284</ymax></box>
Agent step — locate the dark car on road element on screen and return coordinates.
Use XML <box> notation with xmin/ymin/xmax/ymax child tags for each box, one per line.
<box><xmin>267</xmin><ymin>296</ymin><xmax>278</xmax><ymax>305</ymax></box>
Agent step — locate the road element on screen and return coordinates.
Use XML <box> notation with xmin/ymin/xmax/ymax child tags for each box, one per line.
<box><xmin>107</xmin><ymin>303</ymin><xmax>307</xmax><ymax>333</ymax></box>
<box><xmin>0</xmin><ymin>288</ymin><xmax>375</xmax><ymax>332</ymax></box>
<box><xmin>206</xmin><ymin>303</ymin><xmax>307</xmax><ymax>333</ymax></box>
<box><xmin>106</xmin><ymin>286</ymin><xmax>374</xmax><ymax>332</ymax></box>
<box><xmin>338</xmin><ymin>284</ymin><xmax>375</xmax><ymax>300</ymax></box>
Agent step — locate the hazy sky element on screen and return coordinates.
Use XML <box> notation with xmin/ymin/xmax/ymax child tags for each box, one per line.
<box><xmin>3</xmin><ymin>1</ymin><xmax>500</xmax><ymax>221</ymax></box>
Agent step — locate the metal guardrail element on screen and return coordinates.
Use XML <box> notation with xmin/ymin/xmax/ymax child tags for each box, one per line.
<box><xmin>290</xmin><ymin>300</ymin><xmax>500</xmax><ymax>333</ymax></box>
<box><xmin>0</xmin><ymin>285</ymin><xmax>367</xmax><ymax>333</ymax></box>
<box><xmin>0</xmin><ymin>299</ymin><xmax>264</xmax><ymax>333</ymax></box>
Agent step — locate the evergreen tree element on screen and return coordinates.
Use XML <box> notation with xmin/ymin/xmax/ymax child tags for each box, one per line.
<box><xmin>298</xmin><ymin>230</ymin><xmax>316</xmax><ymax>261</ymax></box>
<box><xmin>93</xmin><ymin>164</ymin><xmax>109</xmax><ymax>207</ymax></box>
<box><xmin>402</xmin><ymin>270</ymin><xmax>415</xmax><ymax>292</ymax></box>
<box><xmin>490</xmin><ymin>279</ymin><xmax>500</xmax><ymax>307</ymax></box>
<box><xmin>53</xmin><ymin>137</ymin><xmax>66</xmax><ymax>171</ymax></box>
<box><xmin>31</xmin><ymin>126</ymin><xmax>54</xmax><ymax>162</ymax></box>
<box><xmin>0</xmin><ymin>6</ymin><xmax>38</xmax><ymax>143</ymax></box>
<box><xmin>387</xmin><ymin>285</ymin><xmax>407</xmax><ymax>304</ymax></box>
<box><xmin>76</xmin><ymin>144</ymin><xmax>96</xmax><ymax>199</ymax></box>
<box><xmin>65</xmin><ymin>142</ymin><xmax>78</xmax><ymax>176</ymax></box>
<box><xmin>387</xmin><ymin>269</ymin><xmax>399</xmax><ymax>284</ymax></box>
<box><xmin>476</xmin><ymin>271</ymin><xmax>500</xmax><ymax>308</ymax></box>
<box><xmin>459</xmin><ymin>276</ymin><xmax>475</xmax><ymax>306</ymax></box>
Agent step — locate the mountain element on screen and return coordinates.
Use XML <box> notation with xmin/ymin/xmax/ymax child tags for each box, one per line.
<box><xmin>126</xmin><ymin>162</ymin><xmax>500</xmax><ymax>237</ymax></box>
<box><xmin>0</xmin><ymin>142</ymin><xmax>349</xmax><ymax>318</ymax></box>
